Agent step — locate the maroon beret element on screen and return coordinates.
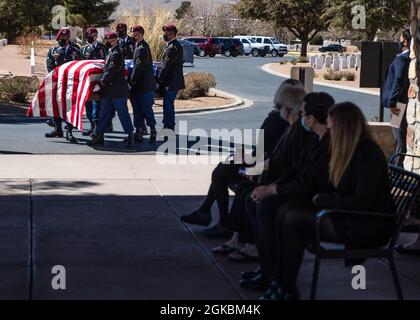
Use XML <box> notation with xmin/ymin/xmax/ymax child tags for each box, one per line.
<box><xmin>163</xmin><ymin>24</ymin><xmax>177</xmax><ymax>33</ymax></box>
<box><xmin>56</xmin><ymin>27</ymin><xmax>70</xmax><ymax>41</ymax></box>
<box><xmin>86</xmin><ymin>28</ymin><xmax>98</xmax><ymax>36</ymax></box>
<box><xmin>104</xmin><ymin>32</ymin><xmax>118</xmax><ymax>40</ymax></box>
<box><xmin>131</xmin><ymin>25</ymin><xmax>145</xmax><ymax>33</ymax></box>
<box><xmin>116</xmin><ymin>23</ymin><xmax>128</xmax><ymax>30</ymax></box>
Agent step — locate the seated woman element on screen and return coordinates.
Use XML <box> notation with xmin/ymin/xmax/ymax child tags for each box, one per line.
<box><xmin>211</xmin><ymin>84</ymin><xmax>311</xmax><ymax>262</ymax></box>
<box><xmin>264</xmin><ymin>102</ymin><xmax>395</xmax><ymax>300</ymax></box>
<box><xmin>240</xmin><ymin>92</ymin><xmax>335</xmax><ymax>291</ymax></box>
<box><xmin>180</xmin><ymin>79</ymin><xmax>302</xmax><ymax>239</ymax></box>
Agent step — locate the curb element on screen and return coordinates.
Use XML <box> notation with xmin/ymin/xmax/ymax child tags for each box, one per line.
<box><xmin>1</xmin><ymin>89</ymin><xmax>252</xmax><ymax>117</ymax></box>
<box><xmin>261</xmin><ymin>63</ymin><xmax>380</xmax><ymax>96</ymax></box>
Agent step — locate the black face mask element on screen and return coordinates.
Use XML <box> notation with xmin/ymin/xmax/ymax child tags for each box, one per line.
<box><xmin>87</xmin><ymin>36</ymin><xmax>95</xmax><ymax>44</ymax></box>
<box><xmin>117</xmin><ymin>31</ymin><xmax>126</xmax><ymax>39</ymax></box>
<box><xmin>105</xmin><ymin>42</ymin><xmax>112</xmax><ymax>50</ymax></box>
<box><xmin>163</xmin><ymin>34</ymin><xmax>169</xmax><ymax>42</ymax></box>
<box><xmin>398</xmin><ymin>41</ymin><xmax>405</xmax><ymax>51</ymax></box>
<box><xmin>58</xmin><ymin>39</ymin><xmax>67</xmax><ymax>47</ymax></box>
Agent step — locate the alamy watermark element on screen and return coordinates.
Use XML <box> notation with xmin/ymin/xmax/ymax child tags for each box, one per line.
<box><xmin>352</xmin><ymin>5</ymin><xmax>366</xmax><ymax>30</ymax></box>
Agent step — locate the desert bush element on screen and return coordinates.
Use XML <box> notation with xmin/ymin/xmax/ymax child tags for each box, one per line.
<box><xmin>279</xmin><ymin>60</ymin><xmax>287</xmax><ymax>65</ymax></box>
<box><xmin>290</xmin><ymin>59</ymin><xmax>297</xmax><ymax>65</ymax></box>
<box><xmin>342</xmin><ymin>71</ymin><xmax>356</xmax><ymax>81</ymax></box>
<box><xmin>114</xmin><ymin>8</ymin><xmax>176</xmax><ymax>62</ymax></box>
<box><xmin>177</xmin><ymin>72</ymin><xmax>216</xmax><ymax>100</ymax></box>
<box><xmin>323</xmin><ymin>69</ymin><xmax>344</xmax><ymax>81</ymax></box>
<box><xmin>0</xmin><ymin>75</ymin><xmax>39</xmax><ymax>103</ymax></box>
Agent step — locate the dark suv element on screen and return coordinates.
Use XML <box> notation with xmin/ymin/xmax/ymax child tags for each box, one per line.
<box><xmin>214</xmin><ymin>37</ymin><xmax>244</xmax><ymax>57</ymax></box>
<box><xmin>182</xmin><ymin>37</ymin><xmax>221</xmax><ymax>57</ymax></box>
<box><xmin>319</xmin><ymin>44</ymin><xmax>346</xmax><ymax>53</ymax></box>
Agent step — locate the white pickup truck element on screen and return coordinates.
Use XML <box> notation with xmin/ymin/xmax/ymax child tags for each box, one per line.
<box><xmin>250</xmin><ymin>36</ymin><xmax>289</xmax><ymax>57</ymax></box>
<box><xmin>233</xmin><ymin>36</ymin><xmax>266</xmax><ymax>57</ymax></box>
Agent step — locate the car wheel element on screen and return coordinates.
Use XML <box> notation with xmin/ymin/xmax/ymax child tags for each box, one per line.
<box><xmin>259</xmin><ymin>51</ymin><xmax>267</xmax><ymax>57</ymax></box>
<box><xmin>224</xmin><ymin>50</ymin><xmax>232</xmax><ymax>57</ymax></box>
<box><xmin>199</xmin><ymin>49</ymin><xmax>207</xmax><ymax>57</ymax></box>
<box><xmin>232</xmin><ymin>52</ymin><xmax>238</xmax><ymax>57</ymax></box>
<box><xmin>251</xmin><ymin>49</ymin><xmax>259</xmax><ymax>57</ymax></box>
<box><xmin>271</xmin><ymin>49</ymin><xmax>278</xmax><ymax>57</ymax></box>
<box><xmin>209</xmin><ymin>53</ymin><xmax>216</xmax><ymax>58</ymax></box>
<box><xmin>279</xmin><ymin>53</ymin><xmax>285</xmax><ymax>57</ymax></box>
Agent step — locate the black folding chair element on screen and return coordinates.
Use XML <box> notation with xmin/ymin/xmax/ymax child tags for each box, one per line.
<box><xmin>309</xmin><ymin>164</ymin><xmax>420</xmax><ymax>300</ymax></box>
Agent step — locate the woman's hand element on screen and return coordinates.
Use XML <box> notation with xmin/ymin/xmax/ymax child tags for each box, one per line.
<box><xmin>251</xmin><ymin>184</ymin><xmax>277</xmax><ymax>203</ymax></box>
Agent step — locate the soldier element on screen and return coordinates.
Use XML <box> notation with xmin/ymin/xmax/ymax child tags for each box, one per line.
<box><xmin>129</xmin><ymin>25</ymin><xmax>157</xmax><ymax>144</ymax></box>
<box><xmin>87</xmin><ymin>32</ymin><xmax>134</xmax><ymax>147</ymax></box>
<box><xmin>116</xmin><ymin>23</ymin><xmax>135</xmax><ymax>59</ymax></box>
<box><xmin>45</xmin><ymin>27</ymin><xmax>81</xmax><ymax>143</ymax></box>
<box><xmin>157</xmin><ymin>24</ymin><xmax>185</xmax><ymax>131</ymax></box>
<box><xmin>80</xmin><ymin>27</ymin><xmax>107</xmax><ymax>137</ymax></box>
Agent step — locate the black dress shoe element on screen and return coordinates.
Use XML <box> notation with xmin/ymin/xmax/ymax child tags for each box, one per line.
<box><xmin>181</xmin><ymin>210</ymin><xmax>211</xmax><ymax>227</ymax></box>
<box><xmin>241</xmin><ymin>268</ymin><xmax>262</xmax><ymax>281</ymax></box>
<box><xmin>203</xmin><ymin>224</ymin><xmax>233</xmax><ymax>239</ymax></box>
<box><xmin>45</xmin><ymin>130</ymin><xmax>64</xmax><ymax>138</ymax></box>
<box><xmin>240</xmin><ymin>274</ymin><xmax>272</xmax><ymax>291</ymax></box>
<box><xmin>126</xmin><ymin>134</ymin><xmax>134</xmax><ymax>147</ymax></box>
<box><xmin>87</xmin><ymin>134</ymin><xmax>104</xmax><ymax>146</ymax></box>
<box><xmin>134</xmin><ymin>131</ymin><xmax>144</xmax><ymax>143</ymax></box>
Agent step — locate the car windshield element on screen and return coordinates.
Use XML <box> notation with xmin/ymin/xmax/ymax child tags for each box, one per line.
<box><xmin>270</xmin><ymin>38</ymin><xmax>280</xmax><ymax>44</ymax></box>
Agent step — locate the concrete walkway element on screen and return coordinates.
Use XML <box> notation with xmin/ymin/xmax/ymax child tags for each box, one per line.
<box><xmin>1</xmin><ymin>155</ymin><xmax>420</xmax><ymax>299</ymax></box>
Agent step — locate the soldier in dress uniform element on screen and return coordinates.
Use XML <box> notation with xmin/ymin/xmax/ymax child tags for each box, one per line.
<box><xmin>45</xmin><ymin>27</ymin><xmax>81</xmax><ymax>143</ymax></box>
<box><xmin>129</xmin><ymin>25</ymin><xmax>157</xmax><ymax>144</ymax></box>
<box><xmin>116</xmin><ymin>23</ymin><xmax>135</xmax><ymax>59</ymax></box>
<box><xmin>87</xmin><ymin>32</ymin><xmax>134</xmax><ymax>147</ymax></box>
<box><xmin>157</xmin><ymin>24</ymin><xmax>185</xmax><ymax>131</ymax></box>
<box><xmin>80</xmin><ymin>27</ymin><xmax>107</xmax><ymax>137</ymax></box>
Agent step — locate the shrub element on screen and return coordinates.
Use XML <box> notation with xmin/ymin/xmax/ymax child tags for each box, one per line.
<box><xmin>290</xmin><ymin>59</ymin><xmax>297</xmax><ymax>65</ymax></box>
<box><xmin>323</xmin><ymin>69</ymin><xmax>344</xmax><ymax>81</ymax></box>
<box><xmin>0</xmin><ymin>75</ymin><xmax>39</xmax><ymax>103</ymax></box>
<box><xmin>342</xmin><ymin>71</ymin><xmax>356</xmax><ymax>81</ymax></box>
<box><xmin>297</xmin><ymin>56</ymin><xmax>309</xmax><ymax>63</ymax></box>
<box><xmin>177</xmin><ymin>72</ymin><xmax>216</xmax><ymax>100</ymax></box>
<box><xmin>279</xmin><ymin>60</ymin><xmax>287</xmax><ymax>65</ymax></box>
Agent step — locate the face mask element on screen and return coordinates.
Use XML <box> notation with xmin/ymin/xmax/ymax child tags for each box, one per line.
<box><xmin>163</xmin><ymin>34</ymin><xmax>169</xmax><ymax>42</ymax></box>
<box><xmin>398</xmin><ymin>41</ymin><xmax>405</xmax><ymax>51</ymax></box>
<box><xmin>301</xmin><ymin>117</ymin><xmax>312</xmax><ymax>132</ymax></box>
<box><xmin>117</xmin><ymin>31</ymin><xmax>126</xmax><ymax>38</ymax></box>
<box><xmin>87</xmin><ymin>36</ymin><xmax>95</xmax><ymax>44</ymax></box>
<box><xmin>58</xmin><ymin>39</ymin><xmax>67</xmax><ymax>47</ymax></box>
<box><xmin>105</xmin><ymin>42</ymin><xmax>112</xmax><ymax>50</ymax></box>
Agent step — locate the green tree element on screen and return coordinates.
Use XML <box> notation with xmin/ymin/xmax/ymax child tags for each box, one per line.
<box><xmin>0</xmin><ymin>0</ymin><xmax>50</xmax><ymax>40</ymax></box>
<box><xmin>327</xmin><ymin>0</ymin><xmax>410</xmax><ymax>41</ymax></box>
<box><xmin>175</xmin><ymin>1</ymin><xmax>192</xmax><ymax>20</ymax></box>
<box><xmin>237</xmin><ymin>0</ymin><xmax>333</xmax><ymax>57</ymax></box>
<box><xmin>64</xmin><ymin>0</ymin><xmax>119</xmax><ymax>41</ymax></box>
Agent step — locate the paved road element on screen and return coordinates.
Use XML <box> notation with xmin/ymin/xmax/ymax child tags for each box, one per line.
<box><xmin>0</xmin><ymin>56</ymin><xmax>383</xmax><ymax>154</ymax></box>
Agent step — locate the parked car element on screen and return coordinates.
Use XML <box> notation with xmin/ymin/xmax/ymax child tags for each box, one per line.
<box><xmin>319</xmin><ymin>44</ymin><xmax>346</xmax><ymax>53</ymax></box>
<box><xmin>214</xmin><ymin>37</ymin><xmax>244</xmax><ymax>57</ymax></box>
<box><xmin>178</xmin><ymin>39</ymin><xmax>196</xmax><ymax>64</ymax></box>
<box><xmin>250</xmin><ymin>36</ymin><xmax>289</xmax><ymax>57</ymax></box>
<box><xmin>181</xmin><ymin>37</ymin><xmax>220</xmax><ymax>57</ymax></box>
<box><xmin>233</xmin><ymin>36</ymin><xmax>266</xmax><ymax>57</ymax></box>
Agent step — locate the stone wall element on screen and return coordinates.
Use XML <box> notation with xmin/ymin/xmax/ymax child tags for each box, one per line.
<box><xmin>405</xmin><ymin>0</ymin><xmax>420</xmax><ymax>171</ymax></box>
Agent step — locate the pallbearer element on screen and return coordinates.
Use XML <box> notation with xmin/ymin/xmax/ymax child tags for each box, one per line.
<box><xmin>129</xmin><ymin>25</ymin><xmax>157</xmax><ymax>144</ymax></box>
<box><xmin>157</xmin><ymin>24</ymin><xmax>185</xmax><ymax>131</ymax></box>
<box><xmin>80</xmin><ymin>27</ymin><xmax>106</xmax><ymax>137</ymax></box>
<box><xmin>87</xmin><ymin>32</ymin><xmax>134</xmax><ymax>147</ymax></box>
<box><xmin>45</xmin><ymin>27</ymin><xmax>81</xmax><ymax>143</ymax></box>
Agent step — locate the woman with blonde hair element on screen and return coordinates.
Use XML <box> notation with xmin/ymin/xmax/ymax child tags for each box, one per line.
<box><xmin>262</xmin><ymin>102</ymin><xmax>395</xmax><ymax>300</ymax></box>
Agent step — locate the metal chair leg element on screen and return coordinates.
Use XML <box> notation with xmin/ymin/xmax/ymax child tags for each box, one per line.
<box><xmin>388</xmin><ymin>256</ymin><xmax>404</xmax><ymax>300</ymax></box>
<box><xmin>310</xmin><ymin>255</ymin><xmax>321</xmax><ymax>300</ymax></box>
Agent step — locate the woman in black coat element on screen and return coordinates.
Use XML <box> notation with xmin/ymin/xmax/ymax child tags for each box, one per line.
<box><xmin>263</xmin><ymin>102</ymin><xmax>395</xmax><ymax>300</ymax></box>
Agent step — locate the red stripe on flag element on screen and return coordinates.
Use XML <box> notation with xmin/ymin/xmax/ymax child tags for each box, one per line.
<box><xmin>37</xmin><ymin>78</ymin><xmax>47</xmax><ymax>117</ymax></box>
<box><xmin>51</xmin><ymin>68</ymin><xmax>59</xmax><ymax>118</ymax></box>
<box><xmin>69</xmin><ymin>61</ymin><xmax>94</xmax><ymax>124</ymax></box>
<box><xmin>59</xmin><ymin>61</ymin><xmax>80</xmax><ymax>121</ymax></box>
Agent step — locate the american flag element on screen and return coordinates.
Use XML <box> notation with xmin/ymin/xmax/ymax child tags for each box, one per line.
<box><xmin>27</xmin><ymin>60</ymin><xmax>157</xmax><ymax>130</ymax></box>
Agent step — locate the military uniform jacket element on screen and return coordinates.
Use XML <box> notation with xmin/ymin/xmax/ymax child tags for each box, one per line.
<box><xmin>46</xmin><ymin>45</ymin><xmax>81</xmax><ymax>73</ymax></box>
<box><xmin>80</xmin><ymin>42</ymin><xmax>106</xmax><ymax>60</ymax></box>
<box><xmin>100</xmin><ymin>45</ymin><xmax>129</xmax><ymax>98</ymax></box>
<box><xmin>130</xmin><ymin>40</ymin><xmax>157</xmax><ymax>94</ymax></box>
<box><xmin>118</xmin><ymin>36</ymin><xmax>135</xmax><ymax>59</ymax></box>
<box><xmin>157</xmin><ymin>39</ymin><xmax>185</xmax><ymax>91</ymax></box>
